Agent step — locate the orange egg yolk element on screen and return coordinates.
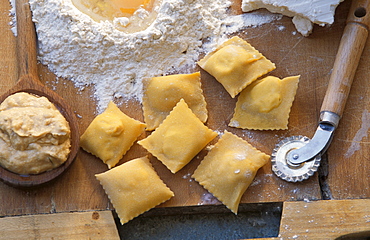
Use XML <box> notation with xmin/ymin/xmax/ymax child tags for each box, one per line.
<box><xmin>72</xmin><ymin>0</ymin><xmax>154</xmax><ymax>21</ymax></box>
<box><xmin>111</xmin><ymin>0</ymin><xmax>152</xmax><ymax>15</ymax></box>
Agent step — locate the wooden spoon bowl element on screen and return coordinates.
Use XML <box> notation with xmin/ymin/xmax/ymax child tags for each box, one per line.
<box><xmin>0</xmin><ymin>1</ymin><xmax>80</xmax><ymax>187</ymax></box>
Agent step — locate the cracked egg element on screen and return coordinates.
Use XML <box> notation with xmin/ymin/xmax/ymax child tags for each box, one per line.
<box><xmin>72</xmin><ymin>0</ymin><xmax>161</xmax><ymax>33</ymax></box>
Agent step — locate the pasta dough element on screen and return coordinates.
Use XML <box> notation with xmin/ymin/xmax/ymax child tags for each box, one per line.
<box><xmin>192</xmin><ymin>131</ymin><xmax>269</xmax><ymax>214</ymax></box>
<box><xmin>80</xmin><ymin>101</ymin><xmax>146</xmax><ymax>168</ymax></box>
<box><xmin>229</xmin><ymin>75</ymin><xmax>300</xmax><ymax>130</ymax></box>
<box><xmin>198</xmin><ymin>36</ymin><xmax>276</xmax><ymax>98</ymax></box>
<box><xmin>138</xmin><ymin>99</ymin><xmax>217</xmax><ymax>173</ymax></box>
<box><xmin>95</xmin><ymin>156</ymin><xmax>174</xmax><ymax>225</ymax></box>
<box><xmin>142</xmin><ymin>72</ymin><xmax>207</xmax><ymax>130</ymax></box>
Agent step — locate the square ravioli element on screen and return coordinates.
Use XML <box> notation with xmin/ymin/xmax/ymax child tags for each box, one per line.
<box><xmin>80</xmin><ymin>101</ymin><xmax>146</xmax><ymax>168</ymax></box>
<box><xmin>198</xmin><ymin>36</ymin><xmax>276</xmax><ymax>98</ymax></box>
<box><xmin>138</xmin><ymin>99</ymin><xmax>218</xmax><ymax>173</ymax></box>
<box><xmin>95</xmin><ymin>156</ymin><xmax>174</xmax><ymax>225</ymax></box>
<box><xmin>229</xmin><ymin>75</ymin><xmax>300</xmax><ymax>130</ymax></box>
<box><xmin>192</xmin><ymin>131</ymin><xmax>269</xmax><ymax>214</ymax></box>
<box><xmin>143</xmin><ymin>72</ymin><xmax>207</xmax><ymax>130</ymax></box>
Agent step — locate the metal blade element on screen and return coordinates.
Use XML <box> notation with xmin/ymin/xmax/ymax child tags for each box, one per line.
<box><xmin>271</xmin><ymin>135</ymin><xmax>321</xmax><ymax>182</ymax></box>
<box><xmin>286</xmin><ymin>122</ymin><xmax>335</xmax><ymax>165</ymax></box>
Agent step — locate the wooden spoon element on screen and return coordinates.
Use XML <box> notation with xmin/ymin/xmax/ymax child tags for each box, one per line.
<box><xmin>0</xmin><ymin>0</ymin><xmax>80</xmax><ymax>187</ymax></box>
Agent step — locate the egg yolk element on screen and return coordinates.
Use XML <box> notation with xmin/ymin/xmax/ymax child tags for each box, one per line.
<box><xmin>111</xmin><ymin>0</ymin><xmax>152</xmax><ymax>14</ymax></box>
<box><xmin>72</xmin><ymin>0</ymin><xmax>154</xmax><ymax>21</ymax></box>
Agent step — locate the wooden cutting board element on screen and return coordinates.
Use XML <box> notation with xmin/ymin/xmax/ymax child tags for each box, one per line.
<box><xmin>0</xmin><ymin>199</ymin><xmax>368</xmax><ymax>239</ymax></box>
<box><xmin>0</xmin><ymin>210</ymin><xmax>120</xmax><ymax>239</ymax></box>
<box><xmin>244</xmin><ymin>198</ymin><xmax>370</xmax><ymax>239</ymax></box>
<box><xmin>0</xmin><ymin>0</ymin><xmax>369</xmax><ymax>217</ymax></box>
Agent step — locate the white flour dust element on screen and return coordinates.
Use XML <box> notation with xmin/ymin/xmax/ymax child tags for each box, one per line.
<box><xmin>10</xmin><ymin>0</ymin><xmax>281</xmax><ymax>112</ymax></box>
<box><xmin>344</xmin><ymin>109</ymin><xmax>370</xmax><ymax>158</ymax></box>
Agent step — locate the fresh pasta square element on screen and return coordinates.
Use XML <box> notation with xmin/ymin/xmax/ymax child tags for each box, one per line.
<box><xmin>138</xmin><ymin>99</ymin><xmax>217</xmax><ymax>173</ymax></box>
<box><xmin>229</xmin><ymin>75</ymin><xmax>299</xmax><ymax>130</ymax></box>
<box><xmin>95</xmin><ymin>156</ymin><xmax>174</xmax><ymax>225</ymax></box>
<box><xmin>142</xmin><ymin>72</ymin><xmax>207</xmax><ymax>130</ymax></box>
<box><xmin>198</xmin><ymin>36</ymin><xmax>276</xmax><ymax>98</ymax></box>
<box><xmin>80</xmin><ymin>101</ymin><xmax>146</xmax><ymax>168</ymax></box>
<box><xmin>192</xmin><ymin>131</ymin><xmax>269</xmax><ymax>214</ymax></box>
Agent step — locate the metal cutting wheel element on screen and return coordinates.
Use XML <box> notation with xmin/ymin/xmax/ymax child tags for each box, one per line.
<box><xmin>271</xmin><ymin>136</ymin><xmax>321</xmax><ymax>182</ymax></box>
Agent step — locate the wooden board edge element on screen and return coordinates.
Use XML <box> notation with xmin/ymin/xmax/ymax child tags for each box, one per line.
<box><xmin>278</xmin><ymin>199</ymin><xmax>370</xmax><ymax>239</ymax></box>
<box><xmin>0</xmin><ymin>210</ymin><xmax>120</xmax><ymax>239</ymax></box>
<box><xmin>242</xmin><ymin>199</ymin><xmax>370</xmax><ymax>239</ymax></box>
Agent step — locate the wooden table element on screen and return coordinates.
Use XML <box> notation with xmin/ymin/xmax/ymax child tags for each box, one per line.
<box><xmin>0</xmin><ymin>0</ymin><xmax>369</xmax><ymax>230</ymax></box>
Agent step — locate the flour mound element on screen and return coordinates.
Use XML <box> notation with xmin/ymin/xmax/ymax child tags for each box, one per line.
<box><xmin>26</xmin><ymin>0</ymin><xmax>280</xmax><ymax>112</ymax></box>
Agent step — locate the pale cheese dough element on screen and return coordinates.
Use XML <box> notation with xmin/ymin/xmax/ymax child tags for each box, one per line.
<box><xmin>80</xmin><ymin>101</ymin><xmax>146</xmax><ymax>168</ymax></box>
<box><xmin>192</xmin><ymin>131</ymin><xmax>269</xmax><ymax>214</ymax></box>
<box><xmin>0</xmin><ymin>92</ymin><xmax>71</xmax><ymax>175</ymax></box>
<box><xmin>142</xmin><ymin>72</ymin><xmax>207</xmax><ymax>130</ymax></box>
<box><xmin>198</xmin><ymin>36</ymin><xmax>276</xmax><ymax>98</ymax></box>
<box><xmin>95</xmin><ymin>156</ymin><xmax>174</xmax><ymax>225</ymax></box>
<box><xmin>229</xmin><ymin>75</ymin><xmax>299</xmax><ymax>130</ymax></box>
<box><xmin>138</xmin><ymin>99</ymin><xmax>217</xmax><ymax>173</ymax></box>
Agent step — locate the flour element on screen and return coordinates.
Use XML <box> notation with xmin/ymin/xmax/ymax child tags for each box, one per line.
<box><xmin>222</xmin><ymin>11</ymin><xmax>281</xmax><ymax>34</ymax></box>
<box><xmin>344</xmin><ymin>109</ymin><xmax>370</xmax><ymax>158</ymax></box>
<box><xmin>10</xmin><ymin>0</ymin><xmax>281</xmax><ymax>112</ymax></box>
<box><xmin>8</xmin><ymin>0</ymin><xmax>16</xmax><ymax>35</ymax></box>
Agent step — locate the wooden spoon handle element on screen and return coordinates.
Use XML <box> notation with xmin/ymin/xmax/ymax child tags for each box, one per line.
<box><xmin>320</xmin><ymin>0</ymin><xmax>370</xmax><ymax>117</ymax></box>
<box><xmin>15</xmin><ymin>0</ymin><xmax>38</xmax><ymax>79</ymax></box>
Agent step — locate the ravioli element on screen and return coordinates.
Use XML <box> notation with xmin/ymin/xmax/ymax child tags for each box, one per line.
<box><xmin>229</xmin><ymin>75</ymin><xmax>300</xmax><ymax>130</ymax></box>
<box><xmin>80</xmin><ymin>101</ymin><xmax>146</xmax><ymax>168</ymax></box>
<box><xmin>198</xmin><ymin>36</ymin><xmax>276</xmax><ymax>98</ymax></box>
<box><xmin>192</xmin><ymin>131</ymin><xmax>269</xmax><ymax>214</ymax></box>
<box><xmin>142</xmin><ymin>72</ymin><xmax>207</xmax><ymax>130</ymax></box>
<box><xmin>138</xmin><ymin>99</ymin><xmax>218</xmax><ymax>173</ymax></box>
<box><xmin>95</xmin><ymin>156</ymin><xmax>174</xmax><ymax>225</ymax></box>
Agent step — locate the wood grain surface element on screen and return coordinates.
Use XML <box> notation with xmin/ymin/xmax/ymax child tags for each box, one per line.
<box><xmin>0</xmin><ymin>0</ymin><xmax>369</xmax><ymax>217</ymax></box>
<box><xmin>245</xmin><ymin>199</ymin><xmax>370</xmax><ymax>239</ymax></box>
<box><xmin>278</xmin><ymin>199</ymin><xmax>370</xmax><ymax>239</ymax></box>
<box><xmin>0</xmin><ymin>210</ymin><xmax>120</xmax><ymax>239</ymax></box>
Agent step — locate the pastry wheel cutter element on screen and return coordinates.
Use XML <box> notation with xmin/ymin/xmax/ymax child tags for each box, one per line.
<box><xmin>271</xmin><ymin>0</ymin><xmax>370</xmax><ymax>182</ymax></box>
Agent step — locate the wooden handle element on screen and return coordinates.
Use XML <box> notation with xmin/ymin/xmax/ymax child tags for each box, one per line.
<box><xmin>320</xmin><ymin>0</ymin><xmax>370</xmax><ymax>117</ymax></box>
<box><xmin>15</xmin><ymin>0</ymin><xmax>38</xmax><ymax>79</ymax></box>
